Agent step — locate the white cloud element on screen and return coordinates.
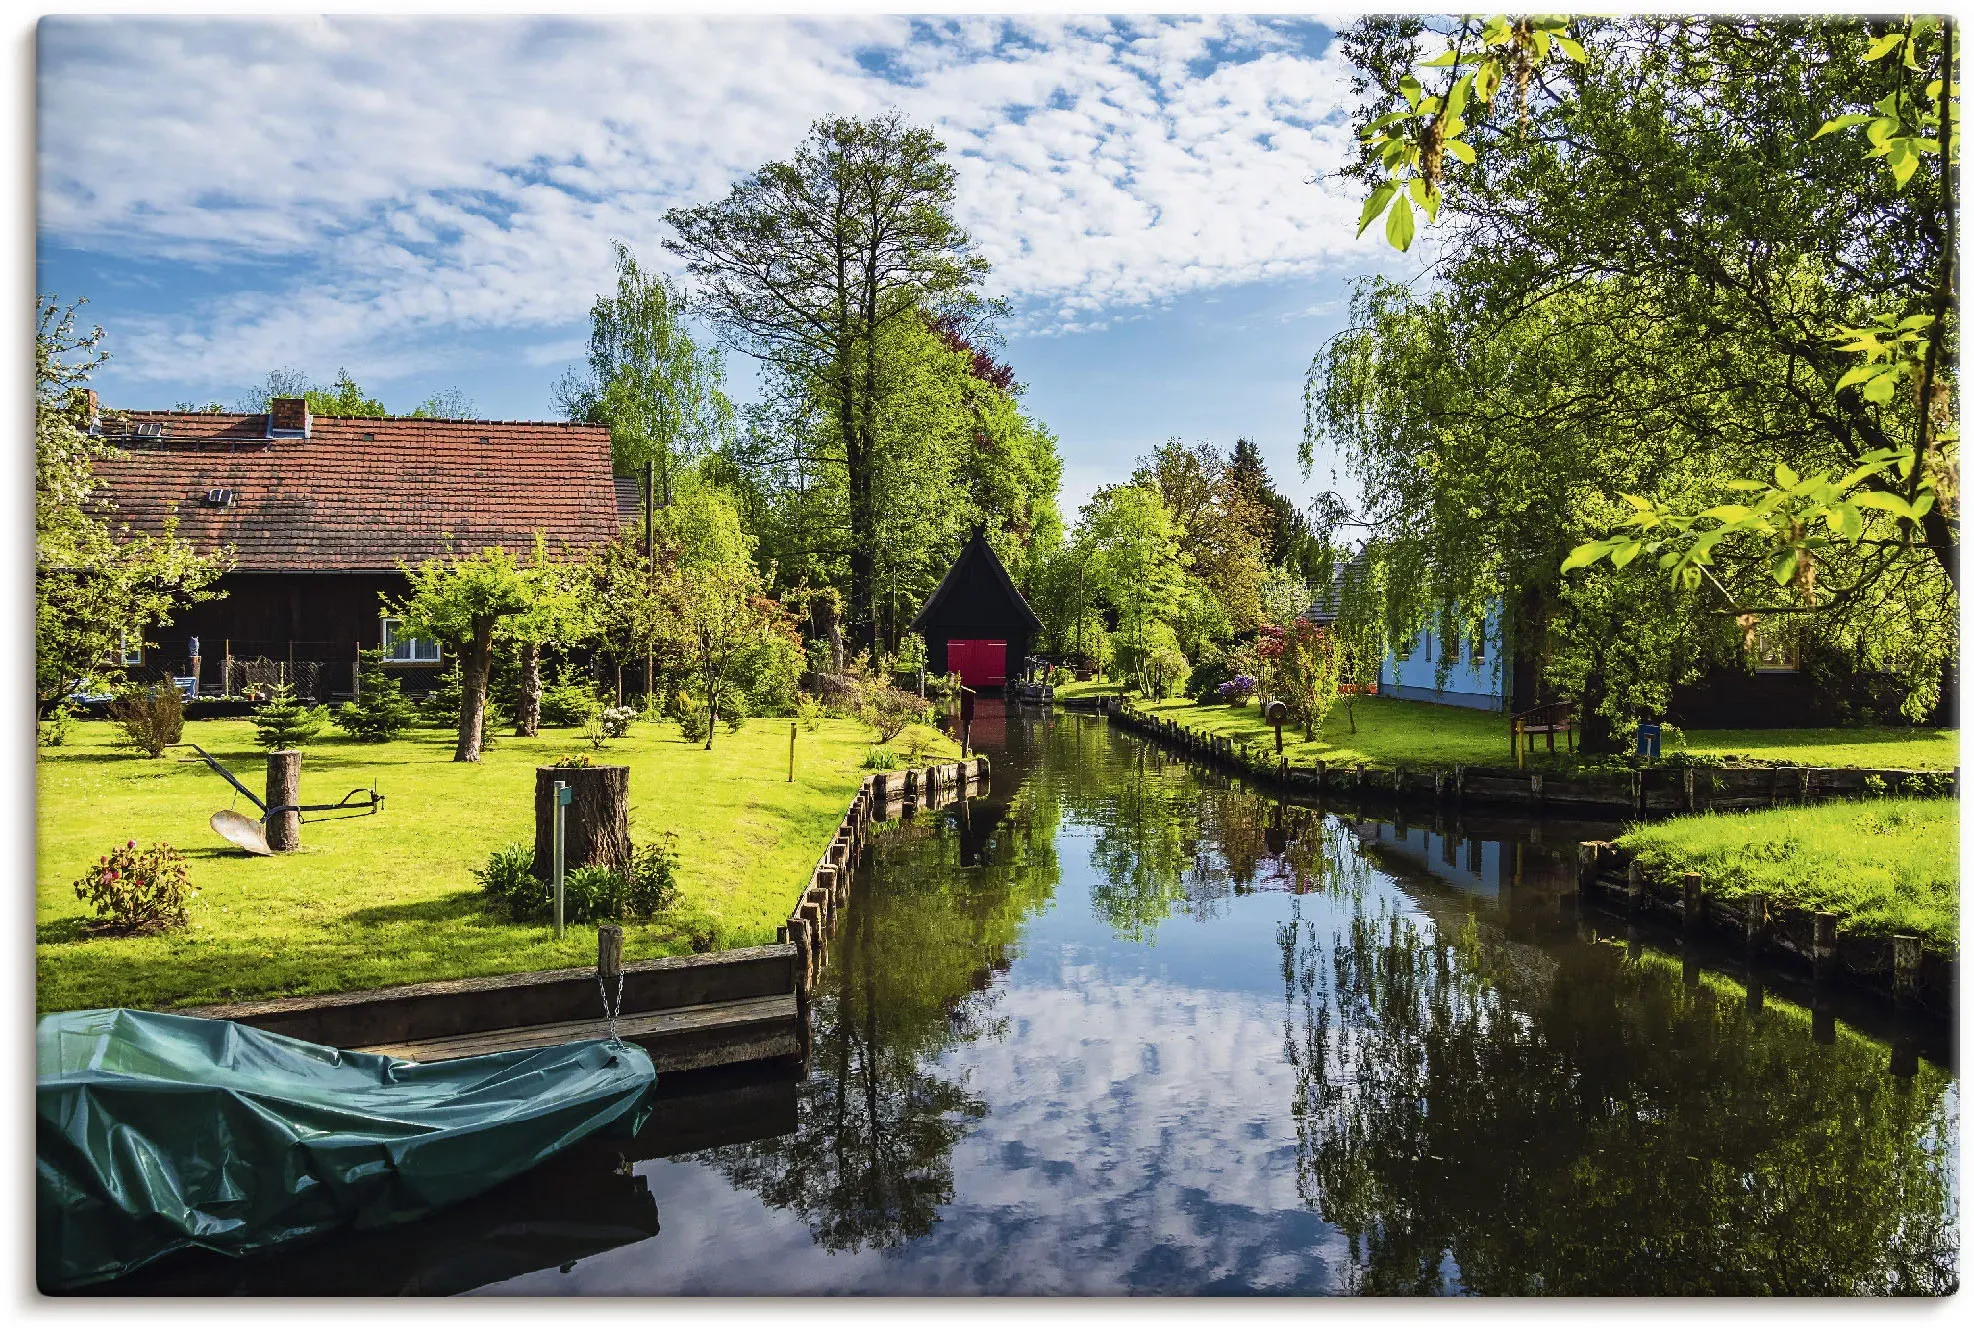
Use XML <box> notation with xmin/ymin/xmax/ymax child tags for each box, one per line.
<box><xmin>38</xmin><ymin>14</ymin><xmax>1380</xmax><ymax>387</ymax></box>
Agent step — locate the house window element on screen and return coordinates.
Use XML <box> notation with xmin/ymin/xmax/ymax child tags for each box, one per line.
<box><xmin>1442</xmin><ymin>630</ymin><xmax>1459</xmax><ymax>664</ymax></box>
<box><xmin>117</xmin><ymin>630</ymin><xmax>143</xmax><ymax>667</ymax></box>
<box><xmin>1750</xmin><ymin>619</ymin><xmax>1801</xmax><ymax>673</ymax></box>
<box><xmin>1471</xmin><ymin>630</ymin><xmax>1485</xmax><ymax>664</ymax></box>
<box><xmin>1396</xmin><ymin>634</ymin><xmax>1416</xmax><ymax>662</ymax></box>
<box><xmin>381</xmin><ymin>617</ymin><xmax>441</xmax><ymax>663</ymax></box>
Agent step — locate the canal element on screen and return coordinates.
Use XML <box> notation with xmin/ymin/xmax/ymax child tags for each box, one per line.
<box><xmin>117</xmin><ymin>702</ymin><xmax>1958</xmax><ymax>1295</ymax></box>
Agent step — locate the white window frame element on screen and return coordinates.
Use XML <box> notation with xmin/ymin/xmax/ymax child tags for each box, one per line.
<box><xmin>117</xmin><ymin>630</ymin><xmax>143</xmax><ymax>667</ymax></box>
<box><xmin>380</xmin><ymin>616</ymin><xmax>442</xmax><ymax>664</ymax></box>
<box><xmin>1751</xmin><ymin>621</ymin><xmax>1801</xmax><ymax>674</ymax></box>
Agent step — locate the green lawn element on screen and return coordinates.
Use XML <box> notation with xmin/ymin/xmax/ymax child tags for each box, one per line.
<box><xmin>1616</xmin><ymin>799</ymin><xmax>1959</xmax><ymax>948</ymax></box>
<box><xmin>1122</xmin><ymin>694</ymin><xmax>1960</xmax><ymax>771</ymax></box>
<box><xmin>37</xmin><ymin>715</ymin><xmax>928</xmax><ymax>1013</ymax></box>
<box><xmin>1054</xmin><ymin>678</ymin><xmax>1127</xmax><ymax>700</ymax></box>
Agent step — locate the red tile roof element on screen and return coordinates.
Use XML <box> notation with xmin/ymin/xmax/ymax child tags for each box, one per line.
<box><xmin>91</xmin><ymin>411</ymin><xmax>622</xmax><ymax>573</ymax></box>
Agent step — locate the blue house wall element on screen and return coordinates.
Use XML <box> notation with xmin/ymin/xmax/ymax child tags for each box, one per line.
<box><xmin>1380</xmin><ymin>605</ymin><xmax>1507</xmax><ymax>712</ymax></box>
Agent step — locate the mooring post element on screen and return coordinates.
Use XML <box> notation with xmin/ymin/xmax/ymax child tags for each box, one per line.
<box><xmin>264</xmin><ymin>750</ymin><xmax>302</xmax><ymax>852</ymax></box>
<box><xmin>1745</xmin><ymin>967</ymin><xmax>1765</xmax><ymax>1015</ymax></box>
<box><xmin>1575</xmin><ymin>841</ymin><xmax>1600</xmax><ymax>893</ymax></box>
<box><xmin>597</xmin><ymin>924</ymin><xmax>623</xmax><ymax>984</ymax></box>
<box><xmin>1624</xmin><ymin>858</ymin><xmax>1644</xmax><ymax>911</ymax></box>
<box><xmin>1893</xmin><ymin>934</ymin><xmax>1922</xmax><ymax>1008</ymax></box>
<box><xmin>1812</xmin><ymin>911</ymin><xmax>1839</xmax><ymax>983</ymax></box>
<box><xmin>1745</xmin><ymin>892</ymin><xmax>1769</xmax><ymax>948</ymax></box>
<box><xmin>1681</xmin><ymin>872</ymin><xmax>1704</xmax><ymax>931</ymax></box>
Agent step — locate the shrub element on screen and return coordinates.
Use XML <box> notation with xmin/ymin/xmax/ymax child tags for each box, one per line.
<box><xmin>894</xmin><ymin>724</ymin><xmax>947</xmax><ymax>764</ymax></box>
<box><xmin>1216</xmin><ymin>674</ymin><xmax>1259</xmax><ymax>705</ymax></box>
<box><xmin>39</xmin><ymin>702</ymin><xmax>76</xmax><ymax>748</ymax></box>
<box><xmin>857</xmin><ymin>683</ymin><xmax>929</xmax><ymax>743</ymax></box>
<box><xmin>73</xmin><ymin>839</ymin><xmax>192</xmax><ymax>934</ymax></box>
<box><xmin>599</xmin><ymin>704</ymin><xmax>638</xmax><ymax>738</ymax></box>
<box><xmin>108</xmin><ymin>683</ymin><xmax>185</xmax><ymax>757</ymax></box>
<box><xmin>551</xmin><ymin>753</ymin><xmax>594</xmax><ymax>768</ymax></box>
<box><xmin>252</xmin><ymin>682</ymin><xmax>328</xmax><ymax>750</ymax></box>
<box><xmin>862</xmin><ymin>746</ymin><xmax>902</xmax><ymax>770</ymax></box>
<box><xmin>925</xmin><ymin>671</ymin><xmax>962</xmax><ymax>701</ymax></box>
<box><xmin>796</xmin><ymin>694</ymin><xmax>827</xmax><ymax>732</ymax></box>
<box><xmin>720</xmin><ymin>686</ymin><xmax>750</xmax><ymax>732</ymax></box>
<box><xmin>625</xmin><ymin>837</ymin><xmax>681</xmax><ymax>917</ymax></box>
<box><xmin>540</xmin><ymin>673</ymin><xmax>604</xmax><ymax>727</ymax></box>
<box><xmin>419</xmin><ymin>662</ymin><xmax>464</xmax><ymax>727</ymax></box>
<box><xmin>335</xmin><ymin>648</ymin><xmax>417</xmax><ymax>742</ymax></box>
<box><xmin>474</xmin><ymin>838</ymin><xmax>678</xmax><ymax>924</ymax></box>
<box><xmin>735</xmin><ymin>630</ymin><xmax>805</xmax><ymax>716</ymax></box>
<box><xmin>1187</xmin><ymin>658</ymin><xmax>1232</xmax><ymax>703</ymax></box>
<box><xmin>474</xmin><ymin>843</ymin><xmax>546</xmax><ymax>921</ymax></box>
<box><xmin>676</xmin><ymin>702</ymin><xmax>711</xmax><ymax>744</ymax></box>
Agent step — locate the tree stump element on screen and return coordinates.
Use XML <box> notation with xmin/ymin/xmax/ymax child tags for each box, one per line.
<box><xmin>265</xmin><ymin>751</ymin><xmax>301</xmax><ymax>853</ymax></box>
<box><xmin>534</xmin><ymin>765</ymin><xmax>631</xmax><ymax>880</ymax></box>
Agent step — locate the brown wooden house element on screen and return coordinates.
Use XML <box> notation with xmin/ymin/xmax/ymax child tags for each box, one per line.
<box><xmin>90</xmin><ymin>398</ymin><xmax>620</xmax><ymax>701</ymax></box>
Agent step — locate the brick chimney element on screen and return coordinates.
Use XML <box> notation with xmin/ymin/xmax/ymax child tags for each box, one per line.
<box><xmin>82</xmin><ymin>389</ymin><xmax>100</xmax><ymax>434</ymax></box>
<box><xmin>267</xmin><ymin>397</ymin><xmax>311</xmax><ymax>438</ymax></box>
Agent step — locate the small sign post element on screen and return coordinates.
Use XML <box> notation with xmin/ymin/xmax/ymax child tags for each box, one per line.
<box><xmin>552</xmin><ymin>781</ymin><xmax>572</xmax><ymax>939</ymax></box>
<box><xmin>1635</xmin><ymin>722</ymin><xmax>1663</xmax><ymax>761</ymax></box>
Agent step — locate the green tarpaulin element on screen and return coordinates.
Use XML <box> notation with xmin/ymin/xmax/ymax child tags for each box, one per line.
<box><xmin>37</xmin><ymin>1007</ymin><xmax>656</xmax><ymax>1290</ymax></box>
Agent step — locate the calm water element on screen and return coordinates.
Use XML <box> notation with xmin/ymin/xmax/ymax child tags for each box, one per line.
<box><xmin>117</xmin><ymin>703</ymin><xmax>1958</xmax><ymax>1295</ymax></box>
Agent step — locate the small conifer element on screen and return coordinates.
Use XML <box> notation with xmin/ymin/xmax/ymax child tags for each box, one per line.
<box><xmin>335</xmin><ymin>648</ymin><xmax>417</xmax><ymax>742</ymax></box>
<box><xmin>252</xmin><ymin>682</ymin><xmax>327</xmax><ymax>750</ymax></box>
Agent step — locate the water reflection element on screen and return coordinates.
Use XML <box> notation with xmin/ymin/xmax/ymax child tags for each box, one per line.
<box><xmin>96</xmin><ymin>702</ymin><xmax>1959</xmax><ymax>1295</ymax></box>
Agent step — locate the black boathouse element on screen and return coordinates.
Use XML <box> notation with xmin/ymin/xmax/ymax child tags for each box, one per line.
<box><xmin>910</xmin><ymin>530</ymin><xmax>1042</xmax><ymax>691</ymax></box>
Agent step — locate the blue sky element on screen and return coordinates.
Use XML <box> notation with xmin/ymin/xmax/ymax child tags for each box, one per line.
<box><xmin>37</xmin><ymin>12</ymin><xmax>1421</xmax><ymax>518</ymax></box>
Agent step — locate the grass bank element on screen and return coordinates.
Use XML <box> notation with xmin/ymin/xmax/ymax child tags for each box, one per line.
<box><xmin>1615</xmin><ymin>799</ymin><xmax>1959</xmax><ymax>948</ymax></box>
<box><xmin>38</xmin><ymin>715</ymin><xmax>934</xmax><ymax>1012</ymax></box>
<box><xmin>1116</xmin><ymin>694</ymin><xmax>1960</xmax><ymax>772</ymax></box>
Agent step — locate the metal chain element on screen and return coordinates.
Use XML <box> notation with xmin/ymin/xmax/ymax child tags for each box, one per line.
<box><xmin>595</xmin><ymin>969</ymin><xmax>626</xmax><ymax>1045</ymax></box>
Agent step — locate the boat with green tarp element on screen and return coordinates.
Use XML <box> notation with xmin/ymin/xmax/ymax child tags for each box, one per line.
<box><xmin>37</xmin><ymin>1006</ymin><xmax>656</xmax><ymax>1290</ymax></box>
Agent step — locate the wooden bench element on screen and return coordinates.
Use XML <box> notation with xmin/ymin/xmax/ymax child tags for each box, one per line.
<box><xmin>1511</xmin><ymin>701</ymin><xmax>1576</xmax><ymax>763</ymax></box>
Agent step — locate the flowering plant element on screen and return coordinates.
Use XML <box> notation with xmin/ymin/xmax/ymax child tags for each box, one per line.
<box><xmin>1216</xmin><ymin>674</ymin><xmax>1258</xmax><ymax>704</ymax></box>
<box><xmin>73</xmin><ymin>839</ymin><xmax>192</xmax><ymax>933</ymax></box>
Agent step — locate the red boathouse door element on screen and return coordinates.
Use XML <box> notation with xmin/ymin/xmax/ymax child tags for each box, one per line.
<box><xmin>946</xmin><ymin>639</ymin><xmax>1007</xmax><ymax>689</ymax></box>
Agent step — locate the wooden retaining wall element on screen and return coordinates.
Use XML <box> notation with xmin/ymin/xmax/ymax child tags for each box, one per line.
<box><xmin>777</xmin><ymin>756</ymin><xmax>992</xmax><ymax>993</ymax></box>
<box><xmin>1570</xmin><ymin>840</ymin><xmax>1958</xmax><ymax>1018</ymax></box>
<box><xmin>1103</xmin><ymin>698</ymin><xmax>1957</xmax><ymax>815</ymax></box>
<box><xmin>182</xmin><ymin>754</ymin><xmax>994</xmax><ymax>1067</ymax></box>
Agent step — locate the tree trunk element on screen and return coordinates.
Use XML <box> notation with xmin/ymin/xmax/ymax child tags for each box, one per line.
<box><xmin>454</xmin><ymin>623</ymin><xmax>494</xmax><ymax>762</ymax></box>
<box><xmin>1577</xmin><ymin>659</ymin><xmax>1619</xmax><ymax>755</ymax></box>
<box><xmin>516</xmin><ymin>640</ymin><xmax>542</xmax><ymax>737</ymax></box>
<box><xmin>533</xmin><ymin>765</ymin><xmax>631</xmax><ymax>880</ymax></box>
<box><xmin>265</xmin><ymin>750</ymin><xmax>301</xmax><ymax>852</ymax></box>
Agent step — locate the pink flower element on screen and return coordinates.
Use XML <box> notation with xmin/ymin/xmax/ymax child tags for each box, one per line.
<box><xmin>104</xmin><ymin>870</ymin><xmax>119</xmax><ymax>882</ymax></box>
<box><xmin>127</xmin><ymin>839</ymin><xmax>136</xmax><ymax>848</ymax></box>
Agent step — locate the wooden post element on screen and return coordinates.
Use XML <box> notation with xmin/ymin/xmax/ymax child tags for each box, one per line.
<box><xmin>597</xmin><ymin>925</ymin><xmax>624</xmax><ymax>983</ymax></box>
<box><xmin>1745</xmin><ymin>893</ymin><xmax>1769</xmax><ymax>948</ymax></box>
<box><xmin>534</xmin><ymin>765</ymin><xmax>631</xmax><ymax>879</ymax></box>
<box><xmin>1624</xmin><ymin>858</ymin><xmax>1644</xmax><ymax>911</ymax></box>
<box><xmin>1893</xmin><ymin>934</ymin><xmax>1922</xmax><ymax>1007</ymax></box>
<box><xmin>789</xmin><ymin>913</ymin><xmax>811</xmax><ymax>987</ymax></box>
<box><xmin>788</xmin><ymin>721</ymin><xmax>797</xmax><ymax>783</ymax></box>
<box><xmin>1575</xmin><ymin>841</ymin><xmax>1601</xmax><ymax>893</ymax></box>
<box><xmin>1681</xmin><ymin>872</ymin><xmax>1703</xmax><ymax>931</ymax></box>
<box><xmin>1812</xmin><ymin>911</ymin><xmax>1839</xmax><ymax>982</ymax></box>
<box><xmin>222</xmin><ymin>639</ymin><xmax>232</xmax><ymax>697</ymax></box>
<box><xmin>1745</xmin><ymin>967</ymin><xmax>1765</xmax><ymax>1015</ymax></box>
<box><xmin>265</xmin><ymin>750</ymin><xmax>301</xmax><ymax>853</ymax></box>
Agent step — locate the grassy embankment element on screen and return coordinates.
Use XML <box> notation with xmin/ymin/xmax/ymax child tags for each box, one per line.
<box><xmin>1616</xmin><ymin>799</ymin><xmax>1959</xmax><ymax>948</ymax></box>
<box><xmin>1103</xmin><ymin>692</ymin><xmax>1960</xmax><ymax>772</ymax></box>
<box><xmin>38</xmin><ymin>715</ymin><xmax>950</xmax><ymax>1013</ymax></box>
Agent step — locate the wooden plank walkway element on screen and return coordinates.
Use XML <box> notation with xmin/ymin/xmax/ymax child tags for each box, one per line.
<box><xmin>355</xmin><ymin>992</ymin><xmax>800</xmax><ymax>1067</ymax></box>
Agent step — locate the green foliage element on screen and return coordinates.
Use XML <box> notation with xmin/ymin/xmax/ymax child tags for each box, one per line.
<box><xmin>239</xmin><ymin>367</ymin><xmax>388</xmax><ymax>417</ymax></box>
<box><xmin>1075</xmin><ymin>482</ymin><xmax>1190</xmax><ymax>684</ymax></box>
<box><xmin>892</xmin><ymin>724</ymin><xmax>950</xmax><ymax>764</ymax></box>
<box><xmin>1258</xmin><ymin>619</ymin><xmax>1344</xmax><ymax>740</ymax></box>
<box><xmin>39</xmin><ymin>702</ymin><xmax>77</xmax><ymax>748</ymax></box>
<box><xmin>796</xmin><ymin>695</ymin><xmax>827</xmax><ymax>732</ymax></box>
<box><xmin>35</xmin><ymin>296</ymin><xmax>230</xmax><ymax>713</ymax></box>
<box><xmin>252</xmin><ymin>683</ymin><xmax>327</xmax><ymax>750</ymax></box>
<box><xmin>554</xmin><ymin>241</ymin><xmax>734</xmax><ymax>489</ymax></box>
<box><xmin>862</xmin><ymin>746</ymin><xmax>902</xmax><ymax>771</ymax></box>
<box><xmin>388</xmin><ymin>543</ymin><xmax>540</xmax><ymax>761</ymax></box>
<box><xmin>73</xmin><ymin>839</ymin><xmax>192</xmax><ymax>934</ymax></box>
<box><xmin>856</xmin><ymin>682</ymin><xmax>930</xmax><ymax>743</ymax></box>
<box><xmin>474</xmin><ymin>837</ymin><xmax>681</xmax><ymax>926</ymax></box>
<box><xmin>895</xmin><ymin>631</ymin><xmax>928</xmax><ymax>676</ymax></box>
<box><xmin>107</xmin><ymin>683</ymin><xmax>184</xmax><ymax>758</ymax></box>
<box><xmin>335</xmin><ymin>648</ymin><xmax>417</xmax><ymax>742</ymax></box>
<box><xmin>675</xmin><ymin>699</ymin><xmax>711</xmax><ymax>744</ymax></box>
<box><xmin>419</xmin><ymin>662</ymin><xmax>463</xmax><ymax>727</ymax></box>
<box><xmin>539</xmin><ymin>673</ymin><xmax>604</xmax><ymax>727</ymax></box>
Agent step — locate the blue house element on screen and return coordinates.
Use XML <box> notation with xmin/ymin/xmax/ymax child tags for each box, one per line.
<box><xmin>1378</xmin><ymin>606</ymin><xmax>1508</xmax><ymax>712</ymax></box>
